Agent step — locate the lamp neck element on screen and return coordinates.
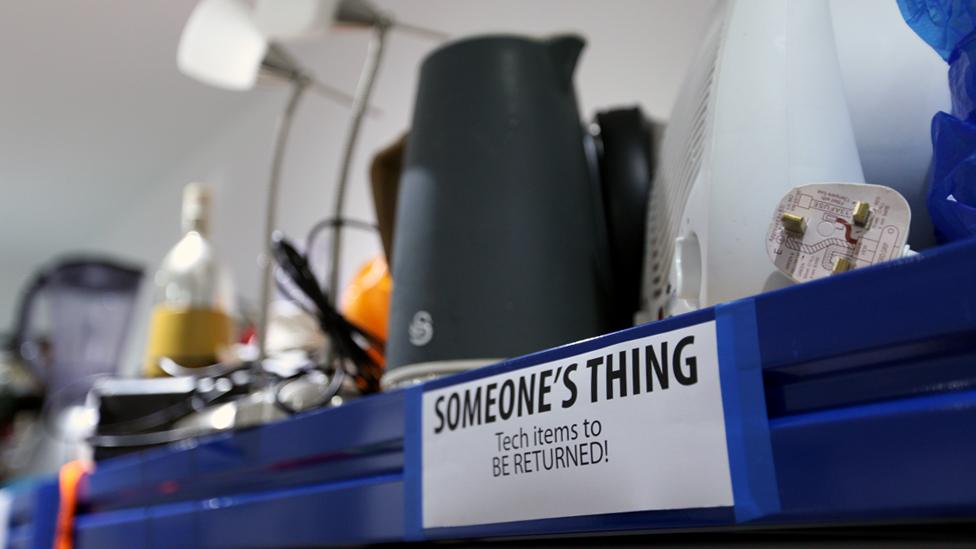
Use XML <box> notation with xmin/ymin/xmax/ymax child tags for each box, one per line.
<box><xmin>327</xmin><ymin>24</ymin><xmax>389</xmax><ymax>302</ymax></box>
<box><xmin>335</xmin><ymin>0</ymin><xmax>391</xmax><ymax>28</ymax></box>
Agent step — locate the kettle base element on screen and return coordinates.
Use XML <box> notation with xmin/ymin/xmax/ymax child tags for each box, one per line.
<box><xmin>381</xmin><ymin>359</ymin><xmax>502</xmax><ymax>390</ymax></box>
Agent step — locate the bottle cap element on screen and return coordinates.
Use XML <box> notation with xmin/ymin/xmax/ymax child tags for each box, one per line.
<box><xmin>182</xmin><ymin>183</ymin><xmax>211</xmax><ymax>235</ymax></box>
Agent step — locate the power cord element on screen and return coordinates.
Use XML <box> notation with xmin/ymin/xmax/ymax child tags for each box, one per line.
<box><xmin>88</xmin><ymin>220</ymin><xmax>385</xmax><ymax>447</ymax></box>
<box><xmin>271</xmin><ymin>232</ymin><xmax>385</xmax><ymax>394</ymax></box>
<box><xmin>273</xmin><ymin>363</ymin><xmax>346</xmax><ymax>415</ymax></box>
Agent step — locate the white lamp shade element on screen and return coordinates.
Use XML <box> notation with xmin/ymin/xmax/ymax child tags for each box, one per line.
<box><xmin>253</xmin><ymin>0</ymin><xmax>341</xmax><ymax>40</ymax></box>
<box><xmin>178</xmin><ymin>0</ymin><xmax>269</xmax><ymax>90</ymax></box>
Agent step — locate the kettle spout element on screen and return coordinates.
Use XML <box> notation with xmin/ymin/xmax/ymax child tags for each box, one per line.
<box><xmin>546</xmin><ymin>34</ymin><xmax>585</xmax><ymax>90</ymax></box>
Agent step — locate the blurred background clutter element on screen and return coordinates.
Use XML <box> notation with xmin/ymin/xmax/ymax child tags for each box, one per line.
<box><xmin>0</xmin><ymin>0</ymin><xmax>952</xmax><ymax>484</ymax></box>
<box><xmin>0</xmin><ymin>0</ymin><xmax>722</xmax><ymax>478</ymax></box>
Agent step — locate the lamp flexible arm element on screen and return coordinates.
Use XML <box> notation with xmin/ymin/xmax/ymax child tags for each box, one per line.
<box><xmin>257</xmin><ymin>75</ymin><xmax>310</xmax><ymax>373</ymax></box>
<box><xmin>327</xmin><ymin>22</ymin><xmax>390</xmax><ymax>302</ymax></box>
<box><xmin>393</xmin><ymin>20</ymin><xmax>451</xmax><ymax>41</ymax></box>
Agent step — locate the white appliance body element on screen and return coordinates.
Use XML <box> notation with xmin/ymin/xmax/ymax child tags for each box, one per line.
<box><xmin>641</xmin><ymin>0</ymin><xmax>867</xmax><ymax>320</ymax></box>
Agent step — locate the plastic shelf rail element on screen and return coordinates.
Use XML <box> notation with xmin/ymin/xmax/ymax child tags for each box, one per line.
<box><xmin>7</xmin><ymin>237</ymin><xmax>976</xmax><ymax>548</ymax></box>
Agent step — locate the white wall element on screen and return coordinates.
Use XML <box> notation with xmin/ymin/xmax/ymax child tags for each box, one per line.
<box><xmin>0</xmin><ymin>0</ymin><xmax>253</xmax><ymax>337</ymax></box>
<box><xmin>4</xmin><ymin>0</ymin><xmax>945</xmax><ymax>377</ymax></box>
<box><xmin>11</xmin><ymin>1</ymin><xmax>718</xmax><ymax>374</ymax></box>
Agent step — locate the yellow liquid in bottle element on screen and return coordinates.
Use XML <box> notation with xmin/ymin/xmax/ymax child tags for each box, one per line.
<box><xmin>144</xmin><ymin>306</ymin><xmax>232</xmax><ymax>377</ymax></box>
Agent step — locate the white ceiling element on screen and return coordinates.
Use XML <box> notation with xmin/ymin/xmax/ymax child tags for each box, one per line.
<box><xmin>0</xmin><ymin>0</ymin><xmax>717</xmax><ymax>257</ymax></box>
<box><xmin>0</xmin><ymin>0</ymin><xmax>254</xmax><ymax>261</ymax></box>
<box><xmin>0</xmin><ymin>0</ymin><xmax>721</xmax><ymax>331</ymax></box>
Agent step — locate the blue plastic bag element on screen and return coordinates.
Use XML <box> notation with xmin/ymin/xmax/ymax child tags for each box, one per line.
<box><xmin>899</xmin><ymin>0</ymin><xmax>976</xmax><ymax>240</ymax></box>
<box><xmin>897</xmin><ymin>0</ymin><xmax>976</xmax><ymax>61</ymax></box>
<box><xmin>947</xmin><ymin>33</ymin><xmax>976</xmax><ymax>119</ymax></box>
<box><xmin>930</xmin><ymin>112</ymin><xmax>976</xmax><ymax>240</ymax></box>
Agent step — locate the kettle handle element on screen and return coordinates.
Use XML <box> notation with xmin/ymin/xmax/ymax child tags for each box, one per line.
<box><xmin>546</xmin><ymin>35</ymin><xmax>585</xmax><ymax>90</ymax></box>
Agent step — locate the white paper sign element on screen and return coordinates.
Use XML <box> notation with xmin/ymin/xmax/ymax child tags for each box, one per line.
<box><xmin>421</xmin><ymin>321</ymin><xmax>733</xmax><ymax>528</ymax></box>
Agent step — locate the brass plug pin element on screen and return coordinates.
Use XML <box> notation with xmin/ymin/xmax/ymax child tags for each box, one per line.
<box><xmin>832</xmin><ymin>256</ymin><xmax>853</xmax><ymax>274</ymax></box>
<box><xmin>852</xmin><ymin>201</ymin><xmax>870</xmax><ymax>227</ymax></box>
<box><xmin>781</xmin><ymin>212</ymin><xmax>807</xmax><ymax>235</ymax></box>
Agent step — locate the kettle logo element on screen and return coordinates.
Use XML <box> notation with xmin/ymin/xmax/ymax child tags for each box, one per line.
<box><xmin>409</xmin><ymin>310</ymin><xmax>434</xmax><ymax>346</ymax></box>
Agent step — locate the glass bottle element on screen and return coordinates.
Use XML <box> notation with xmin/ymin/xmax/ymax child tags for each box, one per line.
<box><xmin>143</xmin><ymin>183</ymin><xmax>234</xmax><ymax>377</ymax></box>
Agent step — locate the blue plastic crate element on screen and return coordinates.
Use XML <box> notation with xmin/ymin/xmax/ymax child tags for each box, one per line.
<box><xmin>9</xmin><ymin>238</ymin><xmax>975</xmax><ymax>548</ymax></box>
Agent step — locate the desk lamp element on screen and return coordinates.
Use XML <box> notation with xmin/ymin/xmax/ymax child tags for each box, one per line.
<box><xmin>178</xmin><ymin>0</ymin><xmax>445</xmax><ymax>383</ymax></box>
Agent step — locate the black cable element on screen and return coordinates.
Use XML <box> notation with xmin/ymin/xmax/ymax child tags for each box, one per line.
<box><xmin>97</xmin><ymin>395</ymin><xmax>197</xmax><ymax>434</ymax></box>
<box><xmin>302</xmin><ymin>217</ymin><xmax>386</xmax><ymax>352</ymax></box>
<box><xmin>96</xmin><ymin>381</ymin><xmax>234</xmax><ymax>434</ymax></box>
<box><xmin>273</xmin><ymin>364</ymin><xmax>345</xmax><ymax>415</ymax></box>
<box><xmin>304</xmin><ymin>217</ymin><xmax>379</xmax><ymax>288</ymax></box>
<box><xmin>271</xmin><ymin>233</ymin><xmax>384</xmax><ymax>393</ymax></box>
<box><xmin>92</xmin><ymin>224</ymin><xmax>384</xmax><ymax>442</ymax></box>
<box><xmin>305</xmin><ymin>217</ymin><xmax>378</xmax><ymax>259</ymax></box>
<box><xmin>158</xmin><ymin>357</ymin><xmax>244</xmax><ymax>379</ymax></box>
<box><xmin>273</xmin><ymin>273</ymin><xmax>380</xmax><ymax>370</ymax></box>
<box><xmin>89</xmin><ymin>225</ymin><xmax>382</xmax><ymax>443</ymax></box>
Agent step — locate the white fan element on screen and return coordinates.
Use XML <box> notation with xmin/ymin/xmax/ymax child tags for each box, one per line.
<box><xmin>638</xmin><ymin>0</ymin><xmax>946</xmax><ymax>321</ymax></box>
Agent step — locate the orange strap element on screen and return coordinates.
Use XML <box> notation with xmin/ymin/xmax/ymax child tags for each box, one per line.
<box><xmin>54</xmin><ymin>460</ymin><xmax>90</xmax><ymax>549</ymax></box>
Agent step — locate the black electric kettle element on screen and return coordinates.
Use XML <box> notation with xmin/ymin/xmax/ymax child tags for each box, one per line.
<box><xmin>384</xmin><ymin>34</ymin><xmax>653</xmax><ymax>387</ymax></box>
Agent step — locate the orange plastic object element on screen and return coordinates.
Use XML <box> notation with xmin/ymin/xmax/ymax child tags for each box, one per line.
<box><xmin>55</xmin><ymin>460</ymin><xmax>91</xmax><ymax>549</ymax></box>
<box><xmin>340</xmin><ymin>255</ymin><xmax>392</xmax><ymax>364</ymax></box>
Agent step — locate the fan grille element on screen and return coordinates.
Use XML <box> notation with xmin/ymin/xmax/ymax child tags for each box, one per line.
<box><xmin>640</xmin><ymin>16</ymin><xmax>723</xmax><ymax>319</ymax></box>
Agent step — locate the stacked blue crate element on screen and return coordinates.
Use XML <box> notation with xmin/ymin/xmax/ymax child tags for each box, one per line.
<box><xmin>4</xmin><ymin>479</ymin><xmax>58</xmax><ymax>549</ymax></box>
<box><xmin>9</xmin><ymin>238</ymin><xmax>975</xmax><ymax>548</ymax></box>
